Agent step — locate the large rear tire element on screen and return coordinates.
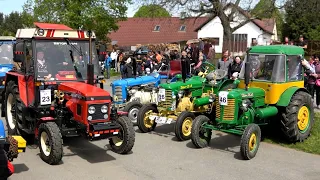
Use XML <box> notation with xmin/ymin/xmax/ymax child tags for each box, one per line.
<box><xmin>123</xmin><ymin>101</ymin><xmax>142</xmax><ymax>125</ymax></box>
<box><xmin>191</xmin><ymin>115</ymin><xmax>212</xmax><ymax>148</ymax></box>
<box><xmin>174</xmin><ymin>111</ymin><xmax>195</xmax><ymax>141</ymax></box>
<box><xmin>109</xmin><ymin>116</ymin><xmax>135</xmax><ymax>154</ymax></box>
<box><xmin>280</xmin><ymin>91</ymin><xmax>314</xmax><ymax>142</ymax></box>
<box><xmin>137</xmin><ymin>104</ymin><xmax>158</xmax><ymax>133</ymax></box>
<box><xmin>38</xmin><ymin>122</ymin><xmax>63</xmax><ymax>165</ymax></box>
<box><xmin>5</xmin><ymin>81</ymin><xmax>23</xmax><ymax>135</ymax></box>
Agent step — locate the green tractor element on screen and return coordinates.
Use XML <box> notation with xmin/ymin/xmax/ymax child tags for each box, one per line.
<box><xmin>137</xmin><ymin>60</ymin><xmax>237</xmax><ymax>141</ymax></box>
<box><xmin>191</xmin><ymin>45</ymin><xmax>314</xmax><ymax>160</ymax></box>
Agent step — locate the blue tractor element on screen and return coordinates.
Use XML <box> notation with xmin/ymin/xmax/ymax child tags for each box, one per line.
<box><xmin>111</xmin><ymin>57</ymin><xmax>186</xmax><ymax>125</ymax></box>
<box><xmin>0</xmin><ymin>37</ymin><xmax>16</xmax><ymax>101</ymax></box>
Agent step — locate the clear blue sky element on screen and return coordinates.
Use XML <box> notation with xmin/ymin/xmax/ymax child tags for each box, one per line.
<box><xmin>0</xmin><ymin>0</ymin><xmax>137</xmax><ymax>16</ymax></box>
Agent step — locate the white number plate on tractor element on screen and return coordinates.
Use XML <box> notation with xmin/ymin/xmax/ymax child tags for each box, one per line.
<box><xmin>158</xmin><ymin>88</ymin><xmax>165</xmax><ymax>101</ymax></box>
<box><xmin>40</xmin><ymin>90</ymin><xmax>51</xmax><ymax>105</ymax></box>
<box><xmin>149</xmin><ymin>115</ymin><xmax>173</xmax><ymax>124</ymax></box>
<box><xmin>218</xmin><ymin>91</ymin><xmax>229</xmax><ymax>106</ymax></box>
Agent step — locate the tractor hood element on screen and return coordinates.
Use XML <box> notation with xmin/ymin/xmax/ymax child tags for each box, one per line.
<box><xmin>58</xmin><ymin>82</ymin><xmax>111</xmax><ymax>99</ymax></box>
<box><xmin>159</xmin><ymin>76</ymin><xmax>204</xmax><ymax>91</ymax></box>
<box><xmin>112</xmin><ymin>75</ymin><xmax>162</xmax><ymax>87</ymax></box>
<box><xmin>0</xmin><ymin>64</ymin><xmax>13</xmax><ymax>78</ymax></box>
<box><xmin>227</xmin><ymin>87</ymin><xmax>265</xmax><ymax>99</ymax></box>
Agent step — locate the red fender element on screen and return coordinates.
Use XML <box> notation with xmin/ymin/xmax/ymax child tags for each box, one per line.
<box><xmin>35</xmin><ymin>117</ymin><xmax>55</xmax><ymax>138</ymax></box>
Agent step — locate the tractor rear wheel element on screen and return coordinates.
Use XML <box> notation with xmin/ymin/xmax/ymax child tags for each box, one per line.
<box><xmin>5</xmin><ymin>81</ymin><xmax>23</xmax><ymax>135</ymax></box>
<box><xmin>175</xmin><ymin>111</ymin><xmax>195</xmax><ymax>141</ymax></box>
<box><xmin>280</xmin><ymin>91</ymin><xmax>314</xmax><ymax>142</ymax></box>
<box><xmin>191</xmin><ymin>115</ymin><xmax>212</xmax><ymax>148</ymax></box>
<box><xmin>137</xmin><ymin>104</ymin><xmax>158</xmax><ymax>133</ymax></box>
<box><xmin>109</xmin><ymin>116</ymin><xmax>135</xmax><ymax>154</ymax></box>
<box><xmin>123</xmin><ymin>101</ymin><xmax>142</xmax><ymax>125</ymax></box>
<box><xmin>240</xmin><ymin>124</ymin><xmax>261</xmax><ymax>160</ymax></box>
<box><xmin>38</xmin><ymin>122</ymin><xmax>63</xmax><ymax>165</ymax></box>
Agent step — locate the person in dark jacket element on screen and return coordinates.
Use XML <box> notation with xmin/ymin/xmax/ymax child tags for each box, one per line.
<box><xmin>122</xmin><ymin>57</ymin><xmax>134</xmax><ymax>78</ymax></box>
<box><xmin>228</xmin><ymin>56</ymin><xmax>242</xmax><ymax>78</ymax></box>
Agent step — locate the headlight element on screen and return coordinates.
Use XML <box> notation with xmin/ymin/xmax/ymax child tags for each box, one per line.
<box><xmin>178</xmin><ymin>90</ymin><xmax>184</xmax><ymax>98</ymax></box>
<box><xmin>101</xmin><ymin>105</ymin><xmax>108</xmax><ymax>113</ymax></box>
<box><xmin>88</xmin><ymin>106</ymin><xmax>95</xmax><ymax>114</ymax></box>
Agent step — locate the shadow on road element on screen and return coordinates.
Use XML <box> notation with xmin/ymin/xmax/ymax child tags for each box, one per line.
<box><xmin>62</xmin><ymin>137</ymin><xmax>116</xmax><ymax>163</ymax></box>
<box><xmin>186</xmin><ymin>132</ymin><xmax>244</xmax><ymax>160</ymax></box>
<box><xmin>135</xmin><ymin>124</ymin><xmax>176</xmax><ymax>139</ymax></box>
<box><xmin>13</xmin><ymin>163</ymin><xmax>29</xmax><ymax>173</ymax></box>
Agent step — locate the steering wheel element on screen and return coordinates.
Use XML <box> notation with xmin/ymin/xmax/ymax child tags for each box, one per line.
<box><xmin>198</xmin><ymin>66</ymin><xmax>209</xmax><ymax>78</ymax></box>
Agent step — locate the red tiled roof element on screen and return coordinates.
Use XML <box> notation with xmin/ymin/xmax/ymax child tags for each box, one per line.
<box><xmin>34</xmin><ymin>22</ymin><xmax>73</xmax><ymax>30</ymax></box>
<box><xmin>108</xmin><ymin>17</ymin><xmax>209</xmax><ymax>46</ymax></box>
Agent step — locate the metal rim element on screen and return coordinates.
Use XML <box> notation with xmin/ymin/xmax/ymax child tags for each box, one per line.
<box><xmin>112</xmin><ymin>126</ymin><xmax>124</xmax><ymax>146</ymax></box>
<box><xmin>249</xmin><ymin>133</ymin><xmax>257</xmax><ymax>152</ymax></box>
<box><xmin>128</xmin><ymin>107</ymin><xmax>139</xmax><ymax>124</ymax></box>
<box><xmin>6</xmin><ymin>93</ymin><xmax>16</xmax><ymax>130</ymax></box>
<box><xmin>40</xmin><ymin>131</ymin><xmax>51</xmax><ymax>156</ymax></box>
<box><xmin>182</xmin><ymin>117</ymin><xmax>193</xmax><ymax>137</ymax></box>
<box><xmin>297</xmin><ymin>106</ymin><xmax>310</xmax><ymax>133</ymax></box>
<box><xmin>143</xmin><ymin>110</ymin><xmax>154</xmax><ymax>128</ymax></box>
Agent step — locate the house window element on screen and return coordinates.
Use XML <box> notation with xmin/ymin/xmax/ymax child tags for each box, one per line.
<box><xmin>212</xmin><ymin>38</ymin><xmax>219</xmax><ymax>45</ymax></box>
<box><xmin>154</xmin><ymin>25</ymin><xmax>160</xmax><ymax>31</ymax></box>
<box><xmin>179</xmin><ymin>25</ymin><xmax>186</xmax><ymax>31</ymax></box>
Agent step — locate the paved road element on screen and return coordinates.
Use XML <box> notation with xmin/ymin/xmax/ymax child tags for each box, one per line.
<box><xmin>7</xmin><ymin>76</ymin><xmax>320</xmax><ymax>180</ymax></box>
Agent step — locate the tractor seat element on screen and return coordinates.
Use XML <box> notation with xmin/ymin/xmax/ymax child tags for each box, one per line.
<box><xmin>206</xmin><ymin>69</ymin><xmax>228</xmax><ymax>81</ymax></box>
<box><xmin>159</xmin><ymin>60</ymin><xmax>182</xmax><ymax>78</ymax></box>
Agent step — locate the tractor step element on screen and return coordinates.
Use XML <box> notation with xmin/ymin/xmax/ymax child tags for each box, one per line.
<box><xmin>61</xmin><ymin>128</ymin><xmax>80</xmax><ymax>137</ymax></box>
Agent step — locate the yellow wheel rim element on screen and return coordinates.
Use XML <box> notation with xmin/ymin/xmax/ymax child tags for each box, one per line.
<box><xmin>249</xmin><ymin>133</ymin><xmax>257</xmax><ymax>152</ymax></box>
<box><xmin>143</xmin><ymin>110</ymin><xmax>154</xmax><ymax>128</ymax></box>
<box><xmin>182</xmin><ymin>117</ymin><xmax>193</xmax><ymax>137</ymax></box>
<box><xmin>297</xmin><ymin>106</ymin><xmax>310</xmax><ymax>132</ymax></box>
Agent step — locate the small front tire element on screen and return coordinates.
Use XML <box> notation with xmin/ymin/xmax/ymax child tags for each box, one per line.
<box><xmin>38</xmin><ymin>122</ymin><xmax>63</xmax><ymax>165</ymax></box>
<box><xmin>175</xmin><ymin>111</ymin><xmax>195</xmax><ymax>141</ymax></box>
<box><xmin>109</xmin><ymin>116</ymin><xmax>135</xmax><ymax>154</ymax></box>
<box><xmin>137</xmin><ymin>104</ymin><xmax>158</xmax><ymax>133</ymax></box>
<box><xmin>191</xmin><ymin>115</ymin><xmax>212</xmax><ymax>148</ymax></box>
<box><xmin>240</xmin><ymin>124</ymin><xmax>261</xmax><ymax>160</ymax></box>
<box><xmin>123</xmin><ymin>101</ymin><xmax>142</xmax><ymax>125</ymax></box>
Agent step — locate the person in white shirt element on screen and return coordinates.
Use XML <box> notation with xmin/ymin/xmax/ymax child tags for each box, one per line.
<box><xmin>110</xmin><ymin>49</ymin><xmax>118</xmax><ymax>72</ymax></box>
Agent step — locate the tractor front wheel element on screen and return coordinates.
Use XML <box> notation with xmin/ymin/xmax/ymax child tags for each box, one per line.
<box><xmin>240</xmin><ymin>124</ymin><xmax>261</xmax><ymax>160</ymax></box>
<box><xmin>38</xmin><ymin>122</ymin><xmax>63</xmax><ymax>165</ymax></box>
<box><xmin>191</xmin><ymin>115</ymin><xmax>212</xmax><ymax>148</ymax></box>
<box><xmin>175</xmin><ymin>111</ymin><xmax>195</xmax><ymax>141</ymax></box>
<box><xmin>280</xmin><ymin>91</ymin><xmax>314</xmax><ymax>142</ymax></box>
<box><xmin>109</xmin><ymin>116</ymin><xmax>135</xmax><ymax>154</ymax></box>
<box><xmin>123</xmin><ymin>101</ymin><xmax>142</xmax><ymax>125</ymax></box>
<box><xmin>137</xmin><ymin>104</ymin><xmax>158</xmax><ymax>133</ymax></box>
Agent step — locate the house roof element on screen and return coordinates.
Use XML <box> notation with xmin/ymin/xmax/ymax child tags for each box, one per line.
<box><xmin>108</xmin><ymin>17</ymin><xmax>209</xmax><ymax>46</ymax></box>
<box><xmin>33</xmin><ymin>22</ymin><xmax>73</xmax><ymax>30</ymax></box>
<box><xmin>194</xmin><ymin>3</ymin><xmax>275</xmax><ymax>35</ymax></box>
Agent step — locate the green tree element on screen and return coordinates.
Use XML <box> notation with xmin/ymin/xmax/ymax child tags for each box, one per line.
<box><xmin>134</xmin><ymin>4</ymin><xmax>171</xmax><ymax>18</ymax></box>
<box><xmin>23</xmin><ymin>0</ymin><xmax>131</xmax><ymax>40</ymax></box>
<box><xmin>283</xmin><ymin>0</ymin><xmax>320</xmax><ymax>40</ymax></box>
<box><xmin>251</xmin><ymin>0</ymin><xmax>284</xmax><ymax>41</ymax></box>
<box><xmin>0</xmin><ymin>12</ymin><xmax>26</xmax><ymax>36</ymax></box>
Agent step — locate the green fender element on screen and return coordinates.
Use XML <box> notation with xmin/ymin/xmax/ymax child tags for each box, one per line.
<box><xmin>276</xmin><ymin>87</ymin><xmax>309</xmax><ymax>107</ymax></box>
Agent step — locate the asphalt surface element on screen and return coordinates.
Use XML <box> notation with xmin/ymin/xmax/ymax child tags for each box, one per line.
<box><xmin>7</xmin><ymin>76</ymin><xmax>320</xmax><ymax>180</ymax></box>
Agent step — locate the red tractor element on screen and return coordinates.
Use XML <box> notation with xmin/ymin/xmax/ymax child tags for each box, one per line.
<box><xmin>1</xmin><ymin>22</ymin><xmax>135</xmax><ymax>165</ymax></box>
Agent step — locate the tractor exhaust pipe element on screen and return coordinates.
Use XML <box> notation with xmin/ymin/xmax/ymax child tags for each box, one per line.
<box><xmin>87</xmin><ymin>30</ymin><xmax>94</xmax><ymax>85</ymax></box>
<box><xmin>244</xmin><ymin>48</ymin><xmax>252</xmax><ymax>91</ymax></box>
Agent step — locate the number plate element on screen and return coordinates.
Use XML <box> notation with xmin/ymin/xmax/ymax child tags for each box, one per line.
<box><xmin>158</xmin><ymin>88</ymin><xmax>165</xmax><ymax>101</ymax></box>
<box><xmin>40</xmin><ymin>89</ymin><xmax>51</xmax><ymax>105</ymax></box>
<box><xmin>66</xmin><ymin>75</ymin><xmax>74</xmax><ymax>78</ymax></box>
<box><xmin>218</xmin><ymin>91</ymin><xmax>228</xmax><ymax>106</ymax></box>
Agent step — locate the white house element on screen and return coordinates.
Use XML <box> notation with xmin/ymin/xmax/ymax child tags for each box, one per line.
<box><xmin>196</xmin><ymin>4</ymin><xmax>278</xmax><ymax>55</ymax></box>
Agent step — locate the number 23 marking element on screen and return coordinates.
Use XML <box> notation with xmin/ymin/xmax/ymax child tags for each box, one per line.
<box><xmin>41</xmin><ymin>96</ymin><xmax>50</xmax><ymax>102</ymax></box>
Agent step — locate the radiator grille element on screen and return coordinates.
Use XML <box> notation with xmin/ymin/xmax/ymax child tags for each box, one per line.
<box><xmin>115</xmin><ymin>86</ymin><xmax>123</xmax><ymax>102</ymax></box>
<box><xmin>216</xmin><ymin>98</ymin><xmax>235</xmax><ymax>120</ymax></box>
<box><xmin>159</xmin><ymin>90</ymin><xmax>172</xmax><ymax>109</ymax></box>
